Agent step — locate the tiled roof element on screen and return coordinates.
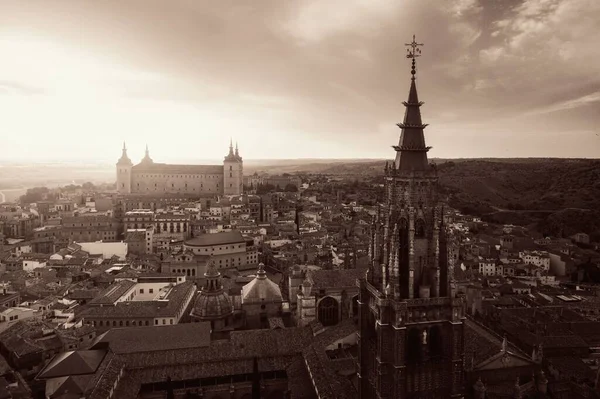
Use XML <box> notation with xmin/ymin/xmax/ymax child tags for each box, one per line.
<box><xmin>306</xmin><ymin>267</ymin><xmax>367</xmax><ymax>290</ymax></box>
<box><xmin>92</xmin><ymin>323</ymin><xmax>211</xmax><ymax>354</ymax></box>
<box><xmin>546</xmin><ymin>356</ymin><xmax>595</xmax><ymax>382</ymax></box>
<box><xmin>89</xmin><ymin>279</ymin><xmax>136</xmax><ymax>305</ymax></box>
<box><xmin>38</xmin><ymin>350</ymin><xmax>107</xmax><ymax>379</ymax></box>
<box><xmin>241</xmin><ymin>266</ymin><xmax>283</xmax><ymax>303</ymax></box>
<box><xmin>312</xmin><ymin>318</ymin><xmax>358</xmax><ymax>348</ymax></box>
<box><xmin>185</xmin><ymin>231</ymin><xmax>245</xmax><ymax>247</ymax></box>
<box><xmin>302</xmin><ymin>344</ymin><xmax>356</xmax><ymax>399</ymax></box>
<box><xmin>121</xmin><ymin>326</ymin><xmax>313</xmax><ymax>371</ymax></box>
<box><xmin>132</xmin><ymin>163</ymin><xmax>223</xmax><ymax>174</ymax></box>
<box><xmin>464</xmin><ymin>318</ymin><xmax>525</xmax><ymax>366</ymax></box>
<box><xmin>81</xmin><ymin>281</ymin><xmax>195</xmax><ymax>319</ymax></box>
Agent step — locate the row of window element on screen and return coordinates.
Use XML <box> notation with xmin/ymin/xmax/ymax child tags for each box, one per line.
<box><xmin>134</xmin><ymin>174</ymin><xmax>221</xmax><ymax>179</ymax></box>
<box><xmin>91</xmin><ymin>318</ymin><xmax>174</xmax><ymax>327</ymax></box>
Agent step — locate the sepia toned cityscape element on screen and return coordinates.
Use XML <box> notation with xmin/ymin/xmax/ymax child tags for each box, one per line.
<box><xmin>1</xmin><ymin>1</ymin><xmax>600</xmax><ymax>398</ymax></box>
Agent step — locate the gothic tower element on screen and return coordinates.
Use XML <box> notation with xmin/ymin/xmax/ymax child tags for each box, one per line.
<box><xmin>223</xmin><ymin>139</ymin><xmax>243</xmax><ymax>195</ymax></box>
<box><xmin>358</xmin><ymin>36</ymin><xmax>465</xmax><ymax>399</ymax></box>
<box><xmin>116</xmin><ymin>142</ymin><xmax>133</xmax><ymax>194</ymax></box>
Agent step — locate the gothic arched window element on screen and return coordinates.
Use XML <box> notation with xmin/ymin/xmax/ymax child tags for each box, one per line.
<box><xmin>415</xmin><ymin>219</ymin><xmax>425</xmax><ymax>238</ymax></box>
<box><xmin>318</xmin><ymin>296</ymin><xmax>339</xmax><ymax>326</ymax></box>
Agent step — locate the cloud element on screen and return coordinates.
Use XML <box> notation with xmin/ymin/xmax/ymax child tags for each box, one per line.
<box><xmin>0</xmin><ymin>0</ymin><xmax>598</xmax><ymax>160</ymax></box>
<box><xmin>0</xmin><ymin>81</ymin><xmax>45</xmax><ymax>96</ymax></box>
<box><xmin>526</xmin><ymin>91</ymin><xmax>600</xmax><ymax>115</ymax></box>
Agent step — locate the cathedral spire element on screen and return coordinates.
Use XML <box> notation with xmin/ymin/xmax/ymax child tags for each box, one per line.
<box><xmin>393</xmin><ymin>35</ymin><xmax>432</xmax><ymax>172</ymax></box>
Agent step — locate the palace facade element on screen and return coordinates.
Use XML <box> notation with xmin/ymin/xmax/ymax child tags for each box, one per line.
<box><xmin>116</xmin><ymin>141</ymin><xmax>243</xmax><ymax>196</ymax></box>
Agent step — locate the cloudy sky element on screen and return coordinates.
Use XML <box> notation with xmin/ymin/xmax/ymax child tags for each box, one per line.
<box><xmin>0</xmin><ymin>0</ymin><xmax>599</xmax><ymax>162</ymax></box>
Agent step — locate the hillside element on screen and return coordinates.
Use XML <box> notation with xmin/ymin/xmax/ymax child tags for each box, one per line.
<box><xmin>440</xmin><ymin>159</ymin><xmax>600</xmax><ymax>240</ymax></box>
<box><xmin>281</xmin><ymin>158</ymin><xmax>600</xmax><ymax>240</ymax></box>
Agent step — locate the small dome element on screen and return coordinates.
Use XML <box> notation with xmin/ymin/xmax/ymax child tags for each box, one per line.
<box><xmin>191</xmin><ymin>291</ymin><xmax>233</xmax><ymax>320</ymax></box>
<box><xmin>190</xmin><ymin>256</ymin><xmax>233</xmax><ymax>321</ymax></box>
<box><xmin>241</xmin><ymin>263</ymin><xmax>282</xmax><ymax>304</ymax></box>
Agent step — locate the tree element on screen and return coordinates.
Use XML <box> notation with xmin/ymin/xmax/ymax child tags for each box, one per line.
<box><xmin>284</xmin><ymin>184</ymin><xmax>298</xmax><ymax>192</ymax></box>
<box><xmin>20</xmin><ymin>187</ymin><xmax>50</xmax><ymax>205</ymax></box>
<box><xmin>82</xmin><ymin>182</ymin><xmax>95</xmax><ymax>190</ymax></box>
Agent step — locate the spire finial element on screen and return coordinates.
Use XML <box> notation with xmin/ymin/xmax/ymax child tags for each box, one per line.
<box><xmin>405</xmin><ymin>34</ymin><xmax>423</xmax><ymax>80</ymax></box>
<box><xmin>123</xmin><ymin>141</ymin><xmax>126</xmax><ymax>151</ymax></box>
<box><xmin>145</xmin><ymin>144</ymin><xmax>149</xmax><ymax>155</ymax></box>
<box><xmin>235</xmin><ymin>141</ymin><xmax>239</xmax><ymax>156</ymax></box>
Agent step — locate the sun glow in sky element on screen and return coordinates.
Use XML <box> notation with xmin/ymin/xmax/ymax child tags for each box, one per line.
<box><xmin>0</xmin><ymin>0</ymin><xmax>599</xmax><ymax>162</ymax></box>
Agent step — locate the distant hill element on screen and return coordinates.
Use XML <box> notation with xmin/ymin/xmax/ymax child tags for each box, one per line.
<box><xmin>434</xmin><ymin>159</ymin><xmax>600</xmax><ymax>240</ymax></box>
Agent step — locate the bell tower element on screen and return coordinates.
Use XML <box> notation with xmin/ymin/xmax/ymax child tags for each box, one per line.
<box><xmin>358</xmin><ymin>36</ymin><xmax>465</xmax><ymax>399</ymax></box>
<box><xmin>223</xmin><ymin>139</ymin><xmax>243</xmax><ymax>196</ymax></box>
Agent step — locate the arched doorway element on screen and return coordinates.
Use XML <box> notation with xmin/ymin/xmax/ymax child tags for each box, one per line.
<box><xmin>318</xmin><ymin>296</ymin><xmax>339</xmax><ymax>326</ymax></box>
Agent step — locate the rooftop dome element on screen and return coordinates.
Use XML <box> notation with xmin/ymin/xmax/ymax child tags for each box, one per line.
<box><xmin>190</xmin><ymin>257</ymin><xmax>233</xmax><ymax>321</ymax></box>
<box><xmin>241</xmin><ymin>263</ymin><xmax>283</xmax><ymax>304</ymax></box>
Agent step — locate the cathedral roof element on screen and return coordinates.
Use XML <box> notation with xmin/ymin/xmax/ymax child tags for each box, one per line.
<box><xmin>241</xmin><ymin>264</ymin><xmax>283</xmax><ymax>304</ymax></box>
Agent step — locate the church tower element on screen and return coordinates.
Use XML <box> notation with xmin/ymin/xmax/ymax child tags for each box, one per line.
<box><xmin>358</xmin><ymin>36</ymin><xmax>465</xmax><ymax>398</ymax></box>
<box><xmin>223</xmin><ymin>140</ymin><xmax>243</xmax><ymax>195</ymax></box>
<box><xmin>116</xmin><ymin>142</ymin><xmax>133</xmax><ymax>194</ymax></box>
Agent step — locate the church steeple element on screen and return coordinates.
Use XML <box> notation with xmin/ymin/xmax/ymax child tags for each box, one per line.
<box><xmin>393</xmin><ymin>35</ymin><xmax>432</xmax><ymax>172</ymax></box>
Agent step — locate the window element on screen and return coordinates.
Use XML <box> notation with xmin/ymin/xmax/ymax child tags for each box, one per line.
<box><xmin>318</xmin><ymin>296</ymin><xmax>339</xmax><ymax>326</ymax></box>
<box><xmin>155</xmin><ymin>320</ymin><xmax>158</xmax><ymax>325</ymax></box>
<box><xmin>149</xmin><ymin>289</ymin><xmax>154</xmax><ymax>294</ymax></box>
